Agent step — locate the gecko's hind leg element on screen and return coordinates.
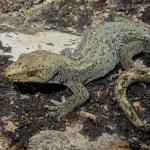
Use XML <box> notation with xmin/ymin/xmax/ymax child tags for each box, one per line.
<box><xmin>120</xmin><ymin>40</ymin><xmax>150</xmax><ymax>88</ymax></box>
<box><xmin>115</xmin><ymin>67</ymin><xmax>150</xmax><ymax>132</ymax></box>
<box><xmin>143</xmin><ymin>38</ymin><xmax>150</xmax><ymax>55</ymax></box>
<box><xmin>119</xmin><ymin>41</ymin><xmax>144</xmax><ymax>69</ymax></box>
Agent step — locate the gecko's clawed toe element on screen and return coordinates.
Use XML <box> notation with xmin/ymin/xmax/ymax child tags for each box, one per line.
<box><xmin>50</xmin><ymin>97</ymin><xmax>66</xmax><ymax>106</ymax></box>
<box><xmin>46</xmin><ymin>111</ymin><xmax>58</xmax><ymax>117</ymax></box>
<box><xmin>44</xmin><ymin>105</ymin><xmax>60</xmax><ymax>117</ymax></box>
<box><xmin>44</xmin><ymin>105</ymin><xmax>60</xmax><ymax>111</ymax></box>
<box><xmin>44</xmin><ymin>104</ymin><xmax>66</xmax><ymax>118</ymax></box>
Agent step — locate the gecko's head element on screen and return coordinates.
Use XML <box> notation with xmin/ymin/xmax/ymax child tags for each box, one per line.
<box><xmin>4</xmin><ymin>51</ymin><xmax>63</xmax><ymax>83</ymax></box>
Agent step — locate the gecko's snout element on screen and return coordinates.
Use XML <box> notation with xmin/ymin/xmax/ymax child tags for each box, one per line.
<box><xmin>4</xmin><ymin>66</ymin><xmax>12</xmax><ymax>79</ymax></box>
<box><xmin>4</xmin><ymin>64</ymin><xmax>18</xmax><ymax>80</ymax></box>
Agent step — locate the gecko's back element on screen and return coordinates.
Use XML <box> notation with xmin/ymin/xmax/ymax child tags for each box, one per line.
<box><xmin>71</xmin><ymin>17</ymin><xmax>150</xmax><ymax>83</ymax></box>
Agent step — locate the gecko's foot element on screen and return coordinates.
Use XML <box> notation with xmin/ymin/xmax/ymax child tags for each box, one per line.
<box><xmin>44</xmin><ymin>105</ymin><xmax>60</xmax><ymax>117</ymax></box>
<box><xmin>44</xmin><ymin>96</ymin><xmax>68</xmax><ymax>118</ymax></box>
<box><xmin>50</xmin><ymin>96</ymin><xmax>66</xmax><ymax>106</ymax></box>
<box><xmin>44</xmin><ymin>105</ymin><xmax>68</xmax><ymax>118</ymax></box>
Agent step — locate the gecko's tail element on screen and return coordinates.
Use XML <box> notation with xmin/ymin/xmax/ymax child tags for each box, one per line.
<box><xmin>115</xmin><ymin>67</ymin><xmax>150</xmax><ymax>132</ymax></box>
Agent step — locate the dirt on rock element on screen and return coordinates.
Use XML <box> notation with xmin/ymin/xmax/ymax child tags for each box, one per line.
<box><xmin>24</xmin><ymin>0</ymin><xmax>150</xmax><ymax>34</ymax></box>
<box><xmin>0</xmin><ymin>0</ymin><xmax>44</xmax><ymax>13</ymax></box>
<box><xmin>0</xmin><ymin>0</ymin><xmax>150</xmax><ymax>34</ymax></box>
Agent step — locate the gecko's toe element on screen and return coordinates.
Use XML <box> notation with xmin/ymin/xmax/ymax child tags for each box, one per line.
<box><xmin>44</xmin><ymin>104</ymin><xmax>68</xmax><ymax>118</ymax></box>
<box><xmin>45</xmin><ymin>111</ymin><xmax>58</xmax><ymax>117</ymax></box>
<box><xmin>50</xmin><ymin>96</ymin><xmax>66</xmax><ymax>106</ymax></box>
<box><xmin>44</xmin><ymin>105</ymin><xmax>60</xmax><ymax>111</ymax></box>
<box><xmin>44</xmin><ymin>105</ymin><xmax>60</xmax><ymax>117</ymax></box>
<box><xmin>44</xmin><ymin>105</ymin><xmax>65</xmax><ymax>118</ymax></box>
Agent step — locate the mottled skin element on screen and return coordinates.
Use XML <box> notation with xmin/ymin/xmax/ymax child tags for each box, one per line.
<box><xmin>4</xmin><ymin>17</ymin><xmax>150</xmax><ymax>131</ymax></box>
<box><xmin>115</xmin><ymin>67</ymin><xmax>150</xmax><ymax>132</ymax></box>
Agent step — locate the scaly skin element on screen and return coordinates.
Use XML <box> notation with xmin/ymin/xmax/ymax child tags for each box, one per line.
<box><xmin>115</xmin><ymin>67</ymin><xmax>150</xmax><ymax>132</ymax></box>
<box><xmin>4</xmin><ymin>17</ymin><xmax>150</xmax><ymax>131</ymax></box>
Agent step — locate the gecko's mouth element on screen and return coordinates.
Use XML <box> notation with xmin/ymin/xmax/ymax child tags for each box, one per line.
<box><xmin>4</xmin><ymin>72</ymin><xmax>47</xmax><ymax>83</ymax></box>
<box><xmin>4</xmin><ymin>69</ymin><xmax>18</xmax><ymax>82</ymax></box>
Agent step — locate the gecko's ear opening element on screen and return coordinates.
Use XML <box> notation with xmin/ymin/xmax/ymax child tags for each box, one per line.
<box><xmin>49</xmin><ymin>70</ymin><xmax>62</xmax><ymax>84</ymax></box>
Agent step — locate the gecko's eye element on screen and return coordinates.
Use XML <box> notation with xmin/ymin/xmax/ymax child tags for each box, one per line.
<box><xmin>26</xmin><ymin>67</ymin><xmax>37</xmax><ymax>77</ymax></box>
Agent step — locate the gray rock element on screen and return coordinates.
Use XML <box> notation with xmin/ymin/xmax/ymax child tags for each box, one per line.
<box><xmin>28</xmin><ymin>124</ymin><xmax>130</xmax><ymax>150</ymax></box>
<box><xmin>0</xmin><ymin>135</ymin><xmax>11</xmax><ymax>150</ymax></box>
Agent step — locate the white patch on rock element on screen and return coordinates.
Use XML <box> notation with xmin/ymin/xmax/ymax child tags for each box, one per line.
<box><xmin>0</xmin><ymin>30</ymin><xmax>81</xmax><ymax>61</ymax></box>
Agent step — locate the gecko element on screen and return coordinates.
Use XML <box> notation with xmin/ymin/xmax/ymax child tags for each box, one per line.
<box><xmin>4</xmin><ymin>17</ymin><xmax>150</xmax><ymax>132</ymax></box>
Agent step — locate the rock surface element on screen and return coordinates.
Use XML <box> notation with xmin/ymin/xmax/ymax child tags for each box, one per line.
<box><xmin>28</xmin><ymin>123</ymin><xmax>131</xmax><ymax>150</ymax></box>
<box><xmin>0</xmin><ymin>0</ymin><xmax>149</xmax><ymax>34</ymax></box>
<box><xmin>0</xmin><ymin>135</ymin><xmax>11</xmax><ymax>150</ymax></box>
<box><xmin>0</xmin><ymin>0</ymin><xmax>43</xmax><ymax>13</ymax></box>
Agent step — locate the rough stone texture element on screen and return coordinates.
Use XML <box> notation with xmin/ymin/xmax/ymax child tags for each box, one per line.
<box><xmin>0</xmin><ymin>135</ymin><xmax>11</xmax><ymax>150</ymax></box>
<box><xmin>0</xmin><ymin>0</ymin><xmax>149</xmax><ymax>34</ymax></box>
<box><xmin>29</xmin><ymin>0</ymin><xmax>107</xmax><ymax>33</ymax></box>
<box><xmin>28</xmin><ymin>123</ymin><xmax>131</xmax><ymax>150</ymax></box>
<box><xmin>20</xmin><ymin>0</ymin><xmax>150</xmax><ymax>33</ymax></box>
<box><xmin>0</xmin><ymin>0</ymin><xmax>43</xmax><ymax>13</ymax></box>
<box><xmin>106</xmin><ymin>0</ymin><xmax>150</xmax><ymax>8</ymax></box>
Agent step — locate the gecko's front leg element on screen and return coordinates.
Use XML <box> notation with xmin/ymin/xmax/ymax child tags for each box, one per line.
<box><xmin>119</xmin><ymin>41</ymin><xmax>144</xmax><ymax>69</ymax></box>
<box><xmin>45</xmin><ymin>69</ymin><xmax>89</xmax><ymax>118</ymax></box>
